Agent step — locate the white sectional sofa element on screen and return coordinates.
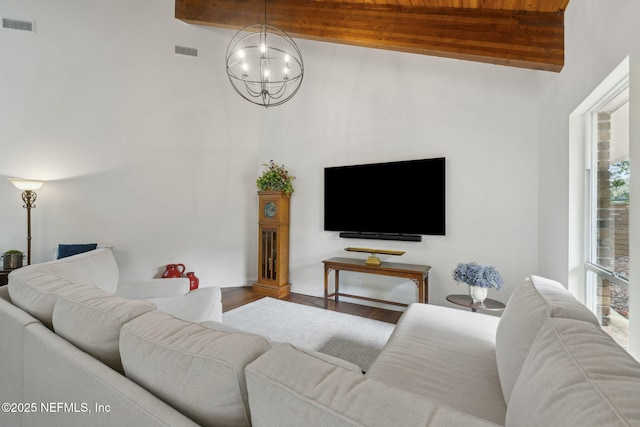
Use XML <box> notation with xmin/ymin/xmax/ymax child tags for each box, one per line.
<box><xmin>246</xmin><ymin>275</ymin><xmax>640</xmax><ymax>426</ymax></box>
<box><xmin>0</xmin><ymin>249</ymin><xmax>268</xmax><ymax>427</ymax></box>
<box><xmin>1</xmin><ymin>248</ymin><xmax>639</xmax><ymax>427</ymax></box>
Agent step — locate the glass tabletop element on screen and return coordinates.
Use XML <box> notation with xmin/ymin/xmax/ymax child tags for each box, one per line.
<box><xmin>446</xmin><ymin>294</ymin><xmax>505</xmax><ymax>312</ymax></box>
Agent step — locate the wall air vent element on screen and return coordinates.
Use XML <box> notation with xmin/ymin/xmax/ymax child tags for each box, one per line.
<box><xmin>175</xmin><ymin>45</ymin><xmax>198</xmax><ymax>57</ymax></box>
<box><xmin>2</xmin><ymin>17</ymin><xmax>35</xmax><ymax>32</ymax></box>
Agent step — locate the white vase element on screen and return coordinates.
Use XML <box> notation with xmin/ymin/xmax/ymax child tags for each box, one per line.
<box><xmin>469</xmin><ymin>285</ymin><xmax>488</xmax><ymax>304</ymax></box>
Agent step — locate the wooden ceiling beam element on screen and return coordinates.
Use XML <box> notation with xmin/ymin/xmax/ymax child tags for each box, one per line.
<box><xmin>309</xmin><ymin>0</ymin><xmax>570</xmax><ymax>14</ymax></box>
<box><xmin>175</xmin><ymin>0</ymin><xmax>565</xmax><ymax>72</ymax></box>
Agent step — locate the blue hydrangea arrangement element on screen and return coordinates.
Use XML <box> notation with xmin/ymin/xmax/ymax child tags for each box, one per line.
<box><xmin>452</xmin><ymin>262</ymin><xmax>504</xmax><ymax>290</ymax></box>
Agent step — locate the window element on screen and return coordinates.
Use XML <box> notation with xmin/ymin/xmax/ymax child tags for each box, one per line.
<box><xmin>586</xmin><ymin>101</ymin><xmax>629</xmax><ymax>349</ymax></box>
<box><xmin>569</xmin><ymin>57</ymin><xmax>631</xmax><ymax>352</ymax></box>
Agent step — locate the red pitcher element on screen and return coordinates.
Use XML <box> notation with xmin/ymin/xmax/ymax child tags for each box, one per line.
<box><xmin>185</xmin><ymin>272</ymin><xmax>199</xmax><ymax>291</ymax></box>
<box><xmin>162</xmin><ymin>263</ymin><xmax>185</xmax><ymax>278</ymax></box>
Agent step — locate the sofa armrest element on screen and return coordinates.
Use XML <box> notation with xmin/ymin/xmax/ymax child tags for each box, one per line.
<box><xmin>146</xmin><ymin>286</ymin><xmax>222</xmax><ymax>323</ymax></box>
<box><xmin>0</xmin><ymin>285</ymin><xmax>10</xmax><ymax>303</ymax></box>
<box><xmin>116</xmin><ymin>278</ymin><xmax>190</xmax><ymax>299</ymax></box>
<box><xmin>246</xmin><ymin>343</ymin><xmax>500</xmax><ymax>427</ymax></box>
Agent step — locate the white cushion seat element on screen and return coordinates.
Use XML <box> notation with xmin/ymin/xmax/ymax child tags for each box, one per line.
<box><xmin>246</xmin><ymin>343</ymin><xmax>501</xmax><ymax>427</ymax></box>
<box><xmin>366</xmin><ymin>303</ymin><xmax>505</xmax><ymax>425</ymax></box>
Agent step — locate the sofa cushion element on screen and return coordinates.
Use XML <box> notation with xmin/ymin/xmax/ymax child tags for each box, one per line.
<box><xmin>7</xmin><ymin>249</ymin><xmax>120</xmax><ymax>328</ymax></box>
<box><xmin>201</xmin><ymin>320</ymin><xmax>363</xmax><ymax>372</ymax></box>
<box><xmin>366</xmin><ymin>303</ymin><xmax>505</xmax><ymax>425</ymax></box>
<box><xmin>120</xmin><ymin>310</ymin><xmax>271</xmax><ymax>427</ymax></box>
<box><xmin>37</xmin><ymin>247</ymin><xmax>119</xmax><ymax>294</ymax></box>
<box><xmin>52</xmin><ymin>285</ymin><xmax>155</xmax><ymax>373</ymax></box>
<box><xmin>8</xmin><ymin>269</ymin><xmax>83</xmax><ymax>329</ymax></box>
<box><xmin>23</xmin><ymin>322</ymin><xmax>202</xmax><ymax>427</ymax></box>
<box><xmin>0</xmin><ymin>293</ymin><xmax>42</xmax><ymax>418</ymax></box>
<box><xmin>246</xmin><ymin>343</ymin><xmax>502</xmax><ymax>427</ymax></box>
<box><xmin>506</xmin><ymin>318</ymin><xmax>640</xmax><ymax>427</ymax></box>
<box><xmin>495</xmin><ymin>275</ymin><xmax>599</xmax><ymax>403</ymax></box>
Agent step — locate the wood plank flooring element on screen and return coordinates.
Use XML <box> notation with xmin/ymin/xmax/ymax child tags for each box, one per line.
<box><xmin>222</xmin><ymin>287</ymin><xmax>404</xmax><ymax>324</ymax></box>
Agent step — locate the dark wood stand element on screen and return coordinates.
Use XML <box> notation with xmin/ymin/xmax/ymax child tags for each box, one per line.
<box><xmin>323</xmin><ymin>257</ymin><xmax>430</xmax><ymax>309</ymax></box>
<box><xmin>253</xmin><ymin>191</ymin><xmax>291</xmax><ymax>298</ymax></box>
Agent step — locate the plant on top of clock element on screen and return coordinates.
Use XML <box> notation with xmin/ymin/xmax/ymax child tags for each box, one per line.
<box><xmin>257</xmin><ymin>160</ymin><xmax>295</xmax><ymax>195</ymax></box>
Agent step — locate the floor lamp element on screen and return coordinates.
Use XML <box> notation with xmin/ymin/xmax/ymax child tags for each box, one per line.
<box><xmin>8</xmin><ymin>179</ymin><xmax>44</xmax><ymax>265</ymax></box>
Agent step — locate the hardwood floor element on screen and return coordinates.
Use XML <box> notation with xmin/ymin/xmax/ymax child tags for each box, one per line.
<box><xmin>222</xmin><ymin>287</ymin><xmax>404</xmax><ymax>324</ymax></box>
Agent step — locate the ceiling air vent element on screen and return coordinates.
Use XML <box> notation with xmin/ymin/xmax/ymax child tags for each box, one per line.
<box><xmin>2</xmin><ymin>17</ymin><xmax>35</xmax><ymax>32</ymax></box>
<box><xmin>175</xmin><ymin>45</ymin><xmax>198</xmax><ymax>57</ymax></box>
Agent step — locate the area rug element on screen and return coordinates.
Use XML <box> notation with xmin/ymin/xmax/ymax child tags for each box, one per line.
<box><xmin>223</xmin><ymin>297</ymin><xmax>396</xmax><ymax>371</ymax></box>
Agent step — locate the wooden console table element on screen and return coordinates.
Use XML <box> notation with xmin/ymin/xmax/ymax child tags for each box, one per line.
<box><xmin>323</xmin><ymin>257</ymin><xmax>431</xmax><ymax>309</ymax></box>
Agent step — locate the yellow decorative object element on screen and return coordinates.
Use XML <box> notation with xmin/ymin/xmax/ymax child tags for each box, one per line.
<box><xmin>366</xmin><ymin>256</ymin><xmax>382</xmax><ymax>266</ymax></box>
<box><xmin>344</xmin><ymin>247</ymin><xmax>405</xmax><ymax>266</ymax></box>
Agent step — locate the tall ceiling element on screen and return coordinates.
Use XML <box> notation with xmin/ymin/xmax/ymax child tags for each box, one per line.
<box><xmin>176</xmin><ymin>0</ymin><xmax>570</xmax><ymax>72</ymax></box>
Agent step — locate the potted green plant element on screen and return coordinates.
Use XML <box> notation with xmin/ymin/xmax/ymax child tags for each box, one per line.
<box><xmin>256</xmin><ymin>160</ymin><xmax>295</xmax><ymax>195</ymax></box>
<box><xmin>3</xmin><ymin>249</ymin><xmax>25</xmax><ymax>270</ymax></box>
<box><xmin>452</xmin><ymin>262</ymin><xmax>504</xmax><ymax>303</ymax></box>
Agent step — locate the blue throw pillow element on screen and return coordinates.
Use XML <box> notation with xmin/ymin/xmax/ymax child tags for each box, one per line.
<box><xmin>57</xmin><ymin>243</ymin><xmax>98</xmax><ymax>259</ymax></box>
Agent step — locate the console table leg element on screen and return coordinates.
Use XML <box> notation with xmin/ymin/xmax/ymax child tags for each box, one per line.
<box><xmin>424</xmin><ymin>275</ymin><xmax>429</xmax><ymax>303</ymax></box>
<box><xmin>324</xmin><ymin>267</ymin><xmax>329</xmax><ymax>309</ymax></box>
<box><xmin>335</xmin><ymin>270</ymin><xmax>340</xmax><ymax>303</ymax></box>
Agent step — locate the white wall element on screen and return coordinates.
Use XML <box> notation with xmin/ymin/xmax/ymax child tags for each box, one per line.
<box><xmin>0</xmin><ymin>0</ymin><xmax>262</xmax><ymax>283</ymax></box>
<box><xmin>1</xmin><ymin>0</ymin><xmax>543</xmax><ymax>308</ymax></box>
<box><xmin>258</xmin><ymin>41</ymin><xmax>542</xmax><ymax>307</ymax></box>
<box><xmin>537</xmin><ymin>1</ymin><xmax>640</xmax><ymax>357</ymax></box>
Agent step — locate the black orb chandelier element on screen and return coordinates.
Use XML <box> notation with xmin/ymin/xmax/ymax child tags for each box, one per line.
<box><xmin>225</xmin><ymin>1</ymin><xmax>304</xmax><ymax>108</ymax></box>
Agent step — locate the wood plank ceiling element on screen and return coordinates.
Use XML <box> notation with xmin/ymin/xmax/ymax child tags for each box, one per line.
<box><xmin>175</xmin><ymin>0</ymin><xmax>570</xmax><ymax>72</ymax></box>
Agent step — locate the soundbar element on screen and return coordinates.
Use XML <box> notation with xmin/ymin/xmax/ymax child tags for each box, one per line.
<box><xmin>338</xmin><ymin>232</ymin><xmax>422</xmax><ymax>242</ymax></box>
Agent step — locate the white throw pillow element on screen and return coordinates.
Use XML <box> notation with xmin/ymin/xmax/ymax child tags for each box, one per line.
<box><xmin>495</xmin><ymin>275</ymin><xmax>599</xmax><ymax>403</ymax></box>
<box><xmin>8</xmin><ymin>269</ymin><xmax>82</xmax><ymax>329</ymax></box>
<box><xmin>120</xmin><ymin>310</ymin><xmax>271</xmax><ymax>427</ymax></box>
<box><xmin>506</xmin><ymin>318</ymin><xmax>640</xmax><ymax>426</ymax></box>
<box><xmin>40</xmin><ymin>248</ymin><xmax>119</xmax><ymax>294</ymax></box>
<box><xmin>53</xmin><ymin>284</ymin><xmax>155</xmax><ymax>373</ymax></box>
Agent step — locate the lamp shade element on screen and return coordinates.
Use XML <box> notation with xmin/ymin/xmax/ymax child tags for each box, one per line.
<box><xmin>8</xmin><ymin>179</ymin><xmax>44</xmax><ymax>191</ymax></box>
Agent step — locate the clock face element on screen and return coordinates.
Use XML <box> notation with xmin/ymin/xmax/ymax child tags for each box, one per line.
<box><xmin>264</xmin><ymin>202</ymin><xmax>277</xmax><ymax>218</ymax></box>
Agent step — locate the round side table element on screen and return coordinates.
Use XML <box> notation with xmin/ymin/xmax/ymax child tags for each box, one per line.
<box><xmin>446</xmin><ymin>294</ymin><xmax>505</xmax><ymax>313</ymax></box>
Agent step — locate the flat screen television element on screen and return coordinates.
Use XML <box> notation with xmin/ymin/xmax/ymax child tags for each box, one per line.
<box><xmin>324</xmin><ymin>158</ymin><xmax>445</xmax><ymax>240</ymax></box>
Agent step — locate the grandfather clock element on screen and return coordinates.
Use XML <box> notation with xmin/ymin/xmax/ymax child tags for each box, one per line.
<box><xmin>253</xmin><ymin>191</ymin><xmax>291</xmax><ymax>298</ymax></box>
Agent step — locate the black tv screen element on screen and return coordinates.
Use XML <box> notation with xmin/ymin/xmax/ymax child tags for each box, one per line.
<box><xmin>324</xmin><ymin>158</ymin><xmax>445</xmax><ymax>237</ymax></box>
